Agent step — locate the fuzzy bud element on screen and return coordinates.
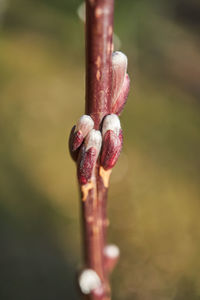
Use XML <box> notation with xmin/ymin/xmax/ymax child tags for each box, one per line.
<box><xmin>104</xmin><ymin>244</ymin><xmax>120</xmax><ymax>259</ymax></box>
<box><xmin>78</xmin><ymin>269</ymin><xmax>101</xmax><ymax>295</ymax></box>
<box><xmin>101</xmin><ymin>114</ymin><xmax>123</xmax><ymax>170</ymax></box>
<box><xmin>72</xmin><ymin>115</ymin><xmax>94</xmax><ymax>152</ymax></box>
<box><xmin>84</xmin><ymin>129</ymin><xmax>102</xmax><ymax>154</ymax></box>
<box><xmin>102</xmin><ymin>114</ymin><xmax>121</xmax><ymax>137</ymax></box>
<box><xmin>111</xmin><ymin>51</ymin><xmax>127</xmax><ymax>102</ymax></box>
<box><xmin>111</xmin><ymin>51</ymin><xmax>130</xmax><ymax>115</ymax></box>
<box><xmin>104</xmin><ymin>244</ymin><xmax>120</xmax><ymax>274</ymax></box>
<box><xmin>78</xmin><ymin>129</ymin><xmax>102</xmax><ymax>185</ymax></box>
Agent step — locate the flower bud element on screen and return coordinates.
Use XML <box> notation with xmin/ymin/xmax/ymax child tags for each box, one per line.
<box><xmin>111</xmin><ymin>51</ymin><xmax>130</xmax><ymax>115</ymax></box>
<box><xmin>111</xmin><ymin>52</ymin><xmax>127</xmax><ymax>100</ymax></box>
<box><xmin>101</xmin><ymin>114</ymin><xmax>123</xmax><ymax>170</ymax></box>
<box><xmin>111</xmin><ymin>51</ymin><xmax>127</xmax><ymax>102</ymax></box>
<box><xmin>72</xmin><ymin>115</ymin><xmax>94</xmax><ymax>152</ymax></box>
<box><xmin>104</xmin><ymin>244</ymin><xmax>120</xmax><ymax>274</ymax></box>
<box><xmin>78</xmin><ymin>269</ymin><xmax>101</xmax><ymax>295</ymax></box>
<box><xmin>104</xmin><ymin>244</ymin><xmax>120</xmax><ymax>259</ymax></box>
<box><xmin>77</xmin><ymin>129</ymin><xmax>102</xmax><ymax>185</ymax></box>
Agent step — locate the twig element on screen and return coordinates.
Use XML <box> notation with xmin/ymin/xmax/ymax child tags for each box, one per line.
<box><xmin>69</xmin><ymin>1</ymin><xmax>130</xmax><ymax>299</ymax></box>
<box><xmin>83</xmin><ymin>1</ymin><xmax>114</xmax><ymax>298</ymax></box>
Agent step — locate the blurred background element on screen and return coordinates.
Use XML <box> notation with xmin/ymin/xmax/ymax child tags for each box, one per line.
<box><xmin>0</xmin><ymin>0</ymin><xmax>200</xmax><ymax>299</ymax></box>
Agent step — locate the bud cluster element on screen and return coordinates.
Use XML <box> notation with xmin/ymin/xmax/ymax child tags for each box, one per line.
<box><xmin>68</xmin><ymin>51</ymin><xmax>130</xmax><ymax>185</ymax></box>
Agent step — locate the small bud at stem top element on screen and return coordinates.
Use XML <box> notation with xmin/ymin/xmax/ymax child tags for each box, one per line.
<box><xmin>111</xmin><ymin>51</ymin><xmax>128</xmax><ymax>104</ymax></box>
<box><xmin>111</xmin><ymin>51</ymin><xmax>130</xmax><ymax>115</ymax></box>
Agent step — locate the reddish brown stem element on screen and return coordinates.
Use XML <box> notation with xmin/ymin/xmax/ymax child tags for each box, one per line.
<box><xmin>85</xmin><ymin>0</ymin><xmax>114</xmax><ymax>128</ymax></box>
<box><xmin>80</xmin><ymin>0</ymin><xmax>114</xmax><ymax>299</ymax></box>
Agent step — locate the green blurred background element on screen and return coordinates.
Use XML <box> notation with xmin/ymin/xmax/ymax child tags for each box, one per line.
<box><xmin>0</xmin><ymin>0</ymin><xmax>200</xmax><ymax>299</ymax></box>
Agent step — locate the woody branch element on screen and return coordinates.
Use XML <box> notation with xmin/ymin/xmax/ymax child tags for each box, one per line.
<box><xmin>68</xmin><ymin>0</ymin><xmax>130</xmax><ymax>299</ymax></box>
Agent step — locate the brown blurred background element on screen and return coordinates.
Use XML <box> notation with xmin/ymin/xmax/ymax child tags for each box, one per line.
<box><xmin>0</xmin><ymin>0</ymin><xmax>200</xmax><ymax>299</ymax></box>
